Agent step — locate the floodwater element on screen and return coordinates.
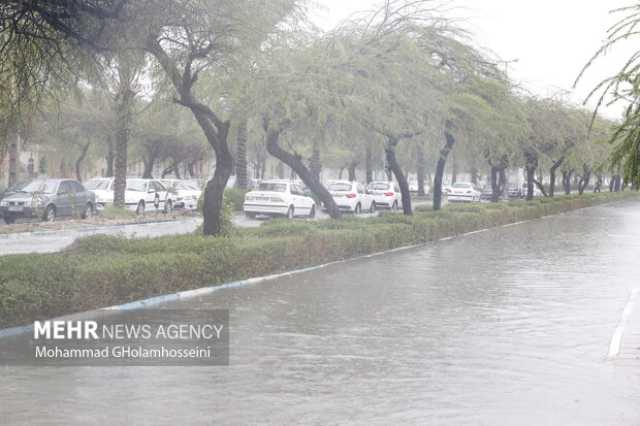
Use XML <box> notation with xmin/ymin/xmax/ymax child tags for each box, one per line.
<box><xmin>1</xmin><ymin>201</ymin><xmax>640</xmax><ymax>425</ymax></box>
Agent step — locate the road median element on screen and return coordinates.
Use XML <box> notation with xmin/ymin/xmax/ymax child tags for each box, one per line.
<box><xmin>1</xmin><ymin>191</ymin><xmax>638</xmax><ymax>329</ymax></box>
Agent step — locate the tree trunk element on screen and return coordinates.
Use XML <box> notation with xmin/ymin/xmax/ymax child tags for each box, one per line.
<box><xmin>384</xmin><ymin>161</ymin><xmax>393</xmax><ymax>181</ymax></box>
<box><xmin>499</xmin><ymin>167</ymin><xmax>507</xmax><ymax>196</ymax></box>
<box><xmin>470</xmin><ymin>166</ymin><xmax>479</xmax><ymax>185</ymax></box>
<box><xmin>524</xmin><ymin>151</ymin><xmax>537</xmax><ymax>201</ymax></box>
<box><xmin>365</xmin><ymin>144</ymin><xmax>373</xmax><ymax>184</ymax></box>
<box><xmin>310</xmin><ymin>139</ymin><xmax>322</xmax><ymax>183</ymax></box>
<box><xmin>0</xmin><ymin>143</ymin><xmax>7</xmax><ymax>184</ymax></box>
<box><xmin>235</xmin><ymin>119</ymin><xmax>248</xmax><ymax>189</ymax></box>
<box><xmin>416</xmin><ymin>143</ymin><xmax>426</xmax><ymax>196</ymax></box>
<box><xmin>594</xmin><ymin>174</ymin><xmax>602</xmax><ymax>192</ymax></box>
<box><xmin>8</xmin><ymin>130</ymin><xmax>18</xmax><ymax>187</ymax></box>
<box><xmin>614</xmin><ymin>175</ymin><xmax>622</xmax><ymax>192</ymax></box>
<box><xmin>105</xmin><ymin>135</ymin><xmax>114</xmax><ymax>177</ymax></box>
<box><xmin>451</xmin><ymin>152</ymin><xmax>458</xmax><ymax>185</ymax></box>
<box><xmin>147</xmin><ymin>38</ymin><xmax>234</xmax><ymax>236</ymax></box>
<box><xmin>75</xmin><ymin>141</ymin><xmax>91</xmax><ymax>182</ymax></box>
<box><xmin>578</xmin><ymin>164</ymin><xmax>592</xmax><ymax>195</ymax></box>
<box><xmin>385</xmin><ymin>140</ymin><xmax>412</xmax><ymax>215</ymax></box>
<box><xmin>142</xmin><ymin>158</ymin><xmax>154</xmax><ymax>179</ymax></box>
<box><xmin>112</xmin><ymin>61</ymin><xmax>135</xmax><ymax>208</ymax></box>
<box><xmin>548</xmin><ymin>157</ymin><xmax>564</xmax><ymax>197</ymax></box>
<box><xmin>433</xmin><ymin>127</ymin><xmax>456</xmax><ymax>211</ymax></box>
<box><xmin>265</xmin><ymin>128</ymin><xmax>340</xmax><ymax>219</ymax></box>
<box><xmin>347</xmin><ymin>161</ymin><xmax>357</xmax><ymax>182</ymax></box>
<box><xmin>490</xmin><ymin>165</ymin><xmax>501</xmax><ymax>202</ymax></box>
<box><xmin>562</xmin><ymin>170</ymin><xmax>574</xmax><ymax>195</ymax></box>
<box><xmin>197</xmin><ymin>117</ymin><xmax>233</xmax><ymax>236</ymax></box>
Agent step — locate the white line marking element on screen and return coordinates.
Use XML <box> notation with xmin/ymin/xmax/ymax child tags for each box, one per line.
<box><xmin>501</xmin><ymin>221</ymin><xmax>529</xmax><ymax>228</ymax></box>
<box><xmin>608</xmin><ymin>289</ymin><xmax>640</xmax><ymax>359</ymax></box>
<box><xmin>463</xmin><ymin>228</ymin><xmax>489</xmax><ymax>236</ymax></box>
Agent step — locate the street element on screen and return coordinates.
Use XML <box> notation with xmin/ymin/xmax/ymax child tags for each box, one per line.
<box><xmin>1</xmin><ymin>200</ymin><xmax>639</xmax><ymax>425</ymax></box>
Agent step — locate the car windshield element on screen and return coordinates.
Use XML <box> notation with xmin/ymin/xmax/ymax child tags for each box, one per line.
<box><xmin>369</xmin><ymin>183</ymin><xmax>390</xmax><ymax>190</ymax></box>
<box><xmin>21</xmin><ymin>180</ymin><xmax>58</xmax><ymax>194</ymax></box>
<box><xmin>329</xmin><ymin>183</ymin><xmax>353</xmax><ymax>192</ymax></box>
<box><xmin>175</xmin><ymin>182</ymin><xmax>199</xmax><ymax>191</ymax></box>
<box><xmin>85</xmin><ymin>179</ymin><xmax>112</xmax><ymax>190</ymax></box>
<box><xmin>5</xmin><ymin>182</ymin><xmax>27</xmax><ymax>192</ymax></box>
<box><xmin>453</xmin><ymin>183</ymin><xmax>471</xmax><ymax>189</ymax></box>
<box><xmin>126</xmin><ymin>180</ymin><xmax>147</xmax><ymax>192</ymax></box>
<box><xmin>258</xmin><ymin>182</ymin><xmax>287</xmax><ymax>192</ymax></box>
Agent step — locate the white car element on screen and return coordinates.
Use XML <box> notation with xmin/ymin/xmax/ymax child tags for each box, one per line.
<box><xmin>327</xmin><ymin>181</ymin><xmax>375</xmax><ymax>214</ymax></box>
<box><xmin>85</xmin><ymin>177</ymin><xmax>173</xmax><ymax>215</ymax></box>
<box><xmin>160</xmin><ymin>179</ymin><xmax>202</xmax><ymax>210</ymax></box>
<box><xmin>367</xmin><ymin>181</ymin><xmax>401</xmax><ymax>210</ymax></box>
<box><xmin>520</xmin><ymin>182</ymin><xmax>543</xmax><ymax>198</ymax></box>
<box><xmin>447</xmin><ymin>182</ymin><xmax>481</xmax><ymax>203</ymax></box>
<box><xmin>243</xmin><ymin>180</ymin><xmax>316</xmax><ymax>219</ymax></box>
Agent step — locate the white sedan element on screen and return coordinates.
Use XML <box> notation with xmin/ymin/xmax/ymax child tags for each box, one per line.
<box><xmin>447</xmin><ymin>182</ymin><xmax>481</xmax><ymax>203</ymax></box>
<box><xmin>161</xmin><ymin>179</ymin><xmax>202</xmax><ymax>210</ymax></box>
<box><xmin>85</xmin><ymin>177</ymin><xmax>173</xmax><ymax>214</ymax></box>
<box><xmin>243</xmin><ymin>180</ymin><xmax>316</xmax><ymax>219</ymax></box>
<box><xmin>327</xmin><ymin>181</ymin><xmax>375</xmax><ymax>214</ymax></box>
<box><xmin>367</xmin><ymin>181</ymin><xmax>401</xmax><ymax>210</ymax></box>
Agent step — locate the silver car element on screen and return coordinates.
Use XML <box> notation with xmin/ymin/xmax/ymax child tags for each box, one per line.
<box><xmin>0</xmin><ymin>179</ymin><xmax>96</xmax><ymax>224</ymax></box>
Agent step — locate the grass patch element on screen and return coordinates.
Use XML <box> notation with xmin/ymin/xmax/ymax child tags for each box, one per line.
<box><xmin>1</xmin><ymin>191</ymin><xmax>638</xmax><ymax>328</ymax></box>
<box><xmin>99</xmin><ymin>205</ymin><xmax>137</xmax><ymax>220</ymax></box>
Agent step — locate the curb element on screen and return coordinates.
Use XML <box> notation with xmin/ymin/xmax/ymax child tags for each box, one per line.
<box><xmin>0</xmin><ymin>195</ymin><xmax>634</xmax><ymax>339</ymax></box>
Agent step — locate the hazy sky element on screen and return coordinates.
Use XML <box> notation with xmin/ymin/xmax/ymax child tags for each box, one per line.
<box><xmin>312</xmin><ymin>0</ymin><xmax>636</xmax><ymax>119</ymax></box>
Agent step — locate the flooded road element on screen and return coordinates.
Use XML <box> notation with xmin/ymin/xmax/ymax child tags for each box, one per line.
<box><xmin>2</xmin><ymin>201</ymin><xmax>640</xmax><ymax>425</ymax></box>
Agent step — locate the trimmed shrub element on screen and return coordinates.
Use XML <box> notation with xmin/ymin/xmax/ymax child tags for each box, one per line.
<box><xmin>0</xmin><ymin>191</ymin><xmax>638</xmax><ymax>328</ymax></box>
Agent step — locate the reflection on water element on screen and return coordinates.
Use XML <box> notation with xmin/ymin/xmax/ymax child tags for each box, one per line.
<box><xmin>2</xmin><ymin>201</ymin><xmax>640</xmax><ymax>425</ymax></box>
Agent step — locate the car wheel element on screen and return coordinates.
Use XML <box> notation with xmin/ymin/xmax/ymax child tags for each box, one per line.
<box><xmin>3</xmin><ymin>214</ymin><xmax>15</xmax><ymax>225</ymax></box>
<box><xmin>308</xmin><ymin>205</ymin><xmax>316</xmax><ymax>219</ymax></box>
<box><xmin>81</xmin><ymin>203</ymin><xmax>94</xmax><ymax>219</ymax></box>
<box><xmin>245</xmin><ymin>212</ymin><xmax>257</xmax><ymax>219</ymax></box>
<box><xmin>354</xmin><ymin>203</ymin><xmax>362</xmax><ymax>215</ymax></box>
<box><xmin>164</xmin><ymin>200</ymin><xmax>173</xmax><ymax>214</ymax></box>
<box><xmin>136</xmin><ymin>201</ymin><xmax>145</xmax><ymax>216</ymax></box>
<box><xmin>369</xmin><ymin>202</ymin><xmax>376</xmax><ymax>213</ymax></box>
<box><xmin>286</xmin><ymin>206</ymin><xmax>294</xmax><ymax>220</ymax></box>
<box><xmin>43</xmin><ymin>205</ymin><xmax>56</xmax><ymax>222</ymax></box>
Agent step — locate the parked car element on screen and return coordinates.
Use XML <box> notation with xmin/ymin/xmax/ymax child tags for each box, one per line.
<box><xmin>367</xmin><ymin>181</ymin><xmax>402</xmax><ymax>210</ymax></box>
<box><xmin>327</xmin><ymin>180</ymin><xmax>375</xmax><ymax>214</ymax></box>
<box><xmin>243</xmin><ymin>180</ymin><xmax>316</xmax><ymax>219</ymax></box>
<box><xmin>160</xmin><ymin>179</ymin><xmax>202</xmax><ymax>210</ymax></box>
<box><xmin>0</xmin><ymin>178</ymin><xmax>95</xmax><ymax>223</ymax></box>
<box><xmin>520</xmin><ymin>182</ymin><xmax>543</xmax><ymax>198</ymax></box>
<box><xmin>507</xmin><ymin>184</ymin><xmax>523</xmax><ymax>199</ymax></box>
<box><xmin>480</xmin><ymin>184</ymin><xmax>495</xmax><ymax>201</ymax></box>
<box><xmin>85</xmin><ymin>177</ymin><xmax>173</xmax><ymax>215</ymax></box>
<box><xmin>447</xmin><ymin>182</ymin><xmax>481</xmax><ymax>203</ymax></box>
<box><xmin>0</xmin><ymin>181</ymin><xmax>28</xmax><ymax>223</ymax></box>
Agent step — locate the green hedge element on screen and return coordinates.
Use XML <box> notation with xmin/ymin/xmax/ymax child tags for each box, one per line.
<box><xmin>0</xmin><ymin>191</ymin><xmax>638</xmax><ymax>328</ymax></box>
